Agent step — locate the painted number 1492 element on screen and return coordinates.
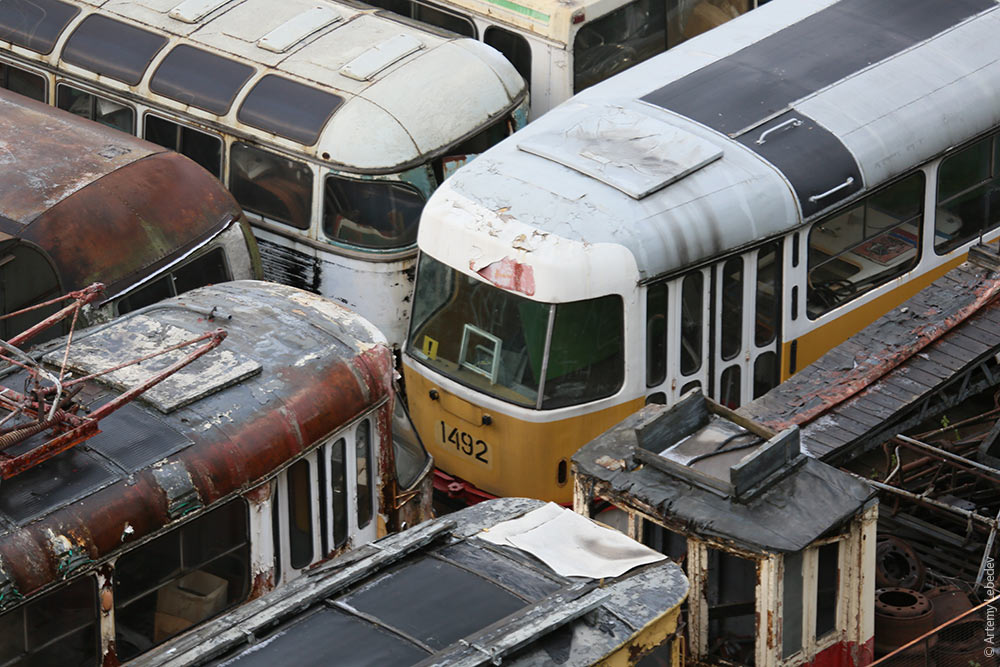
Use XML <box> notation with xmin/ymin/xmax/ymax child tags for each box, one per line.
<box><xmin>439</xmin><ymin>421</ymin><xmax>489</xmax><ymax>464</ymax></box>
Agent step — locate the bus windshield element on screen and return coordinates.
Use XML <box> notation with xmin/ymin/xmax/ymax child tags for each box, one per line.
<box><xmin>407</xmin><ymin>254</ymin><xmax>625</xmax><ymax>409</ymax></box>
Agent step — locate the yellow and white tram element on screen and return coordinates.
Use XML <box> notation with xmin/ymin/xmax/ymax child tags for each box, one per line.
<box><xmin>402</xmin><ymin>0</ymin><xmax>1000</xmax><ymax>503</ymax></box>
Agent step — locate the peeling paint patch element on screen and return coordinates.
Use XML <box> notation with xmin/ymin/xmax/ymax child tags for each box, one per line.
<box><xmin>473</xmin><ymin>257</ymin><xmax>536</xmax><ymax>296</ymax></box>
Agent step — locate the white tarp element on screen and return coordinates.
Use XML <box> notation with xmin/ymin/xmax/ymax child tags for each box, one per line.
<box><xmin>477</xmin><ymin>502</ymin><xmax>666</xmax><ymax>579</ymax></box>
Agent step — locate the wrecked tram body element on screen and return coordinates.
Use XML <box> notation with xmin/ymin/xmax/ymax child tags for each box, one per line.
<box><xmin>0</xmin><ymin>0</ymin><xmax>528</xmax><ymax>347</ymax></box>
<box><xmin>0</xmin><ymin>89</ymin><xmax>260</xmax><ymax>340</ymax></box>
<box><xmin>402</xmin><ymin>0</ymin><xmax>1000</xmax><ymax>503</ymax></box>
<box><xmin>0</xmin><ymin>281</ymin><xmax>432</xmax><ymax>665</ymax></box>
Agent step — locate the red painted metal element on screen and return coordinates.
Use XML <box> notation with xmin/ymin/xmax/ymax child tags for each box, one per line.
<box><xmin>810</xmin><ymin>638</ymin><xmax>874</xmax><ymax>666</ymax></box>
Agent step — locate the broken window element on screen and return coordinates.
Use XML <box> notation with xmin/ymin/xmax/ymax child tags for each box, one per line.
<box><xmin>287</xmin><ymin>459</ymin><xmax>314</xmax><ymax>569</ymax></box>
<box><xmin>356</xmin><ymin>421</ymin><xmax>373</xmax><ymax>530</ymax></box>
<box><xmin>0</xmin><ymin>61</ymin><xmax>44</xmax><ymax>101</ymax></box>
<box><xmin>706</xmin><ymin>548</ymin><xmax>757</xmax><ymax>666</ymax></box>
<box><xmin>114</xmin><ymin>499</ymin><xmax>249</xmax><ymax>661</ymax></box>
<box><xmin>56</xmin><ymin>84</ymin><xmax>133</xmax><ymax>133</ymax></box>
<box><xmin>781</xmin><ymin>550</ymin><xmax>803</xmax><ymax>658</ymax></box>
<box><xmin>807</xmin><ymin>171</ymin><xmax>923</xmax><ymax>318</ymax></box>
<box><xmin>144</xmin><ymin>115</ymin><xmax>222</xmax><ymax>178</ymax></box>
<box><xmin>936</xmin><ymin>133</ymin><xmax>1000</xmax><ymax>254</ymax></box>
<box><xmin>0</xmin><ymin>574</ymin><xmax>97</xmax><ymax>666</ymax></box>
<box><xmin>815</xmin><ymin>542</ymin><xmax>839</xmax><ymax>638</ymax></box>
<box><xmin>229</xmin><ymin>142</ymin><xmax>313</xmax><ymax>230</ymax></box>
<box><xmin>330</xmin><ymin>438</ymin><xmax>348</xmax><ymax>548</ymax></box>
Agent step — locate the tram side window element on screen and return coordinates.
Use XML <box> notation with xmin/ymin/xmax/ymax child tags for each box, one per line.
<box><xmin>485</xmin><ymin>27</ymin><xmax>531</xmax><ymax>89</ymax></box>
<box><xmin>0</xmin><ymin>62</ymin><xmax>45</xmax><ymax>101</ymax></box>
<box><xmin>680</xmin><ymin>272</ymin><xmax>703</xmax><ymax>375</ymax></box>
<box><xmin>229</xmin><ymin>142</ymin><xmax>313</xmax><ymax>231</ymax></box>
<box><xmin>815</xmin><ymin>542</ymin><xmax>839</xmax><ymax>638</ymax></box>
<box><xmin>116</xmin><ymin>247</ymin><xmax>230</xmax><ymax>315</ymax></box>
<box><xmin>782</xmin><ymin>550</ymin><xmax>804</xmax><ymax>658</ymax></box>
<box><xmin>573</xmin><ymin>0</ymin><xmax>666</xmax><ymax>93</ymax></box>
<box><xmin>720</xmin><ymin>257</ymin><xmax>742</xmax><ymax>361</ymax></box>
<box><xmin>0</xmin><ymin>575</ymin><xmax>97</xmax><ymax>666</ymax></box>
<box><xmin>369</xmin><ymin>0</ymin><xmax>475</xmax><ymax>36</ymax></box>
<box><xmin>807</xmin><ymin>172</ymin><xmax>924</xmax><ymax>318</ymax></box>
<box><xmin>322</xmin><ymin>175</ymin><xmax>424</xmax><ymax>249</ymax></box>
<box><xmin>356</xmin><ymin>420</ymin><xmax>373</xmax><ymax>530</ymax></box>
<box><xmin>667</xmin><ymin>0</ymin><xmax>749</xmax><ymax>47</ymax></box>
<box><xmin>936</xmin><ymin>134</ymin><xmax>1000</xmax><ymax>254</ymax></box>
<box><xmin>288</xmin><ymin>459</ymin><xmax>314</xmax><ymax>569</ymax></box>
<box><xmin>331</xmin><ymin>438</ymin><xmax>349</xmax><ymax>548</ymax></box>
<box><xmin>113</xmin><ymin>499</ymin><xmax>250</xmax><ymax>661</ymax></box>
<box><xmin>56</xmin><ymin>84</ymin><xmax>133</xmax><ymax>133</ymax></box>
<box><xmin>646</xmin><ymin>283</ymin><xmax>668</xmax><ymax>387</ymax></box>
<box><xmin>144</xmin><ymin>115</ymin><xmax>223</xmax><ymax>178</ymax></box>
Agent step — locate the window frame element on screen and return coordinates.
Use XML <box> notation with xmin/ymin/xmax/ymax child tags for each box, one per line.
<box><xmin>142</xmin><ymin>111</ymin><xmax>224</xmax><ymax>178</ymax></box>
<box><xmin>55</xmin><ymin>80</ymin><xmax>135</xmax><ymax>133</ymax></box>
<box><xmin>934</xmin><ymin>131</ymin><xmax>1000</xmax><ymax>255</ymax></box>
<box><xmin>0</xmin><ymin>58</ymin><xmax>47</xmax><ymax>102</ymax></box>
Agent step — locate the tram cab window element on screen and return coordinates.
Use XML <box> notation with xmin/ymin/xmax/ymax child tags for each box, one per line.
<box><xmin>116</xmin><ymin>247</ymin><xmax>230</xmax><ymax>315</ymax></box>
<box><xmin>0</xmin><ymin>62</ymin><xmax>45</xmax><ymax>101</ymax></box>
<box><xmin>369</xmin><ymin>0</ymin><xmax>476</xmax><ymax>36</ymax></box>
<box><xmin>144</xmin><ymin>115</ymin><xmax>222</xmax><ymax>178</ymax></box>
<box><xmin>936</xmin><ymin>133</ymin><xmax>1000</xmax><ymax>254</ymax></box>
<box><xmin>485</xmin><ymin>27</ymin><xmax>532</xmax><ymax>88</ymax></box>
<box><xmin>807</xmin><ymin>172</ymin><xmax>924</xmax><ymax>318</ymax></box>
<box><xmin>56</xmin><ymin>84</ymin><xmax>133</xmax><ymax>133</ymax></box>
<box><xmin>229</xmin><ymin>142</ymin><xmax>313</xmax><ymax>230</ymax></box>
<box><xmin>322</xmin><ymin>175</ymin><xmax>424</xmax><ymax>249</ymax></box>
<box><xmin>573</xmin><ymin>0</ymin><xmax>666</xmax><ymax>93</ymax></box>
<box><xmin>0</xmin><ymin>574</ymin><xmax>97</xmax><ymax>666</ymax></box>
<box><xmin>113</xmin><ymin>499</ymin><xmax>250</xmax><ymax>661</ymax></box>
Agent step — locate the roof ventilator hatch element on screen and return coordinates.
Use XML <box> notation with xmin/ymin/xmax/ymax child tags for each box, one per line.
<box><xmin>340</xmin><ymin>34</ymin><xmax>423</xmax><ymax>81</ymax></box>
<box><xmin>258</xmin><ymin>6</ymin><xmax>343</xmax><ymax>53</ymax></box>
<box><xmin>169</xmin><ymin>0</ymin><xmax>234</xmax><ymax>23</ymax></box>
<box><xmin>517</xmin><ymin>106</ymin><xmax>722</xmax><ymax>199</ymax></box>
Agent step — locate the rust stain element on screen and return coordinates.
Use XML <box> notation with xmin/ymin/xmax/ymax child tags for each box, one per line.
<box><xmin>472</xmin><ymin>257</ymin><xmax>536</xmax><ymax>296</ymax></box>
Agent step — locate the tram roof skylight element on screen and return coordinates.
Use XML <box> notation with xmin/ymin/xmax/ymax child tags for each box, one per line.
<box><xmin>151</xmin><ymin>45</ymin><xmax>257</xmax><ymax>115</ymax></box>
<box><xmin>0</xmin><ymin>0</ymin><xmax>79</xmax><ymax>54</ymax></box>
<box><xmin>62</xmin><ymin>14</ymin><xmax>168</xmax><ymax>85</ymax></box>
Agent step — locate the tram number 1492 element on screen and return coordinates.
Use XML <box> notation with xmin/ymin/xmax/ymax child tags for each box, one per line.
<box><xmin>439</xmin><ymin>421</ymin><xmax>489</xmax><ymax>464</ymax></box>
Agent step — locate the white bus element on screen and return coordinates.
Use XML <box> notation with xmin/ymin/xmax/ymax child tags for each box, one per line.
<box><xmin>0</xmin><ymin>0</ymin><xmax>527</xmax><ymax>347</ymax></box>
<box><xmin>363</xmin><ymin>0</ymin><xmax>761</xmax><ymax>119</ymax></box>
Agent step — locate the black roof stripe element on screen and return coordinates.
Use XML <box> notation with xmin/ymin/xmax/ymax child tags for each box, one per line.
<box><xmin>641</xmin><ymin>0</ymin><xmax>994</xmax><ymax>136</ymax></box>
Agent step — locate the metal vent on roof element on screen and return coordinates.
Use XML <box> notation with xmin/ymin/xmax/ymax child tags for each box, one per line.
<box><xmin>517</xmin><ymin>107</ymin><xmax>722</xmax><ymax>199</ymax></box>
<box><xmin>258</xmin><ymin>6</ymin><xmax>343</xmax><ymax>53</ymax></box>
<box><xmin>169</xmin><ymin>0</ymin><xmax>232</xmax><ymax>23</ymax></box>
<box><xmin>340</xmin><ymin>34</ymin><xmax>423</xmax><ymax>81</ymax></box>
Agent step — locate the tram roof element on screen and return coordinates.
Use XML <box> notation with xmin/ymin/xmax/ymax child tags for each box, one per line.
<box><xmin>0</xmin><ymin>0</ymin><xmax>524</xmax><ymax>171</ymax></box>
<box><xmin>0</xmin><ymin>281</ymin><xmax>390</xmax><ymax>602</ymax></box>
<box><xmin>421</xmin><ymin>0</ymin><xmax>1000</xmax><ymax>288</ymax></box>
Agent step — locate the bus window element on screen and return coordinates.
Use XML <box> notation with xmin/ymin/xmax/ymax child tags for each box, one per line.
<box><xmin>485</xmin><ymin>27</ymin><xmax>531</xmax><ymax>88</ymax></box>
<box><xmin>331</xmin><ymin>438</ymin><xmax>348</xmax><ymax>548</ymax></box>
<box><xmin>356</xmin><ymin>421</ymin><xmax>373</xmax><ymax>529</ymax></box>
<box><xmin>114</xmin><ymin>499</ymin><xmax>250</xmax><ymax>660</ymax></box>
<box><xmin>0</xmin><ymin>575</ymin><xmax>97</xmax><ymax>666</ymax></box>
<box><xmin>0</xmin><ymin>61</ymin><xmax>44</xmax><ymax>101</ymax></box>
<box><xmin>807</xmin><ymin>172</ymin><xmax>924</xmax><ymax>317</ymax></box>
<box><xmin>646</xmin><ymin>283</ymin><xmax>668</xmax><ymax>387</ymax></box>
<box><xmin>287</xmin><ymin>459</ymin><xmax>314</xmax><ymax>569</ymax></box>
<box><xmin>322</xmin><ymin>176</ymin><xmax>424</xmax><ymax>249</ymax></box>
<box><xmin>230</xmin><ymin>143</ymin><xmax>313</xmax><ymax>230</ymax></box>
<box><xmin>936</xmin><ymin>134</ymin><xmax>1000</xmax><ymax>254</ymax></box>
<box><xmin>144</xmin><ymin>115</ymin><xmax>223</xmax><ymax>178</ymax></box>
<box><xmin>573</xmin><ymin>0</ymin><xmax>666</xmax><ymax>93</ymax></box>
<box><xmin>56</xmin><ymin>84</ymin><xmax>133</xmax><ymax>132</ymax></box>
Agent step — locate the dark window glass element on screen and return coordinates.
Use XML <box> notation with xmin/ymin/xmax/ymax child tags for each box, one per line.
<box><xmin>151</xmin><ymin>45</ymin><xmax>255</xmax><ymax>115</ymax></box>
<box><xmin>680</xmin><ymin>380</ymin><xmax>700</xmax><ymax>396</ymax></box>
<box><xmin>392</xmin><ymin>399</ymin><xmax>431</xmax><ymax>491</ymax></box>
<box><xmin>432</xmin><ymin>113</ymin><xmax>512</xmax><ymax>184</ymax></box>
<box><xmin>115</xmin><ymin>276</ymin><xmax>173</xmax><ymax>315</ymax></box>
<box><xmin>0</xmin><ymin>62</ymin><xmax>45</xmax><ymax>101</ymax></box>
<box><xmin>56</xmin><ymin>84</ymin><xmax>133</xmax><ymax>133</ymax></box>
<box><xmin>62</xmin><ymin>14</ymin><xmax>167</xmax><ymax>85</ymax></box>
<box><xmin>680</xmin><ymin>272</ymin><xmax>703</xmax><ymax>375</ymax></box>
<box><xmin>0</xmin><ymin>243</ymin><xmax>61</xmax><ymax>341</ymax></box>
<box><xmin>936</xmin><ymin>135</ymin><xmax>1000</xmax><ymax>254</ymax></box>
<box><xmin>331</xmin><ymin>438</ymin><xmax>348</xmax><ymax>548</ymax></box>
<box><xmin>720</xmin><ymin>257</ymin><xmax>742</xmax><ymax>361</ymax></box>
<box><xmin>573</xmin><ymin>0</ymin><xmax>665</xmax><ymax>92</ymax></box>
<box><xmin>782</xmin><ymin>550</ymin><xmax>803</xmax><ymax>658</ymax></box>
<box><xmin>666</xmin><ymin>0</ymin><xmax>749</xmax><ymax>48</ymax></box>
<box><xmin>144</xmin><ymin>115</ymin><xmax>223</xmax><ymax>177</ymax></box>
<box><xmin>114</xmin><ymin>500</ymin><xmax>250</xmax><ymax>661</ymax></box>
<box><xmin>706</xmin><ymin>548</ymin><xmax>757</xmax><ymax>665</ymax></box>
<box><xmin>808</xmin><ymin>172</ymin><xmax>924</xmax><ymax>318</ymax></box>
<box><xmin>238</xmin><ymin>75</ymin><xmax>343</xmax><ymax>145</ymax></box>
<box><xmin>172</xmin><ymin>247</ymin><xmax>229</xmax><ymax>294</ymax></box>
<box><xmin>641</xmin><ymin>521</ymin><xmax>686</xmax><ymax>560</ymax></box>
<box><xmin>287</xmin><ymin>459</ymin><xmax>314</xmax><ymax>569</ymax></box>
<box><xmin>753</xmin><ymin>351</ymin><xmax>778</xmax><ymax>399</ymax></box>
<box><xmin>542</xmin><ymin>294</ymin><xmax>625</xmax><ymax>409</ymax></box>
<box><xmin>367</xmin><ymin>0</ymin><xmax>475</xmax><ymax>36</ymax></box>
<box><xmin>485</xmin><ymin>26</ymin><xmax>531</xmax><ymax>86</ymax></box>
<box><xmin>322</xmin><ymin>176</ymin><xmax>424</xmax><ymax>249</ymax></box>
<box><xmin>718</xmin><ymin>365</ymin><xmax>740</xmax><ymax>408</ymax></box>
<box><xmin>0</xmin><ymin>0</ymin><xmax>79</xmax><ymax>54</ymax></box>
<box><xmin>230</xmin><ymin>142</ymin><xmax>313</xmax><ymax>230</ymax></box>
<box><xmin>356</xmin><ymin>421</ymin><xmax>373</xmax><ymax>529</ymax></box>
<box><xmin>646</xmin><ymin>283</ymin><xmax>668</xmax><ymax>387</ymax></box>
<box><xmin>816</xmin><ymin>542</ymin><xmax>839</xmax><ymax>638</ymax></box>
<box><xmin>755</xmin><ymin>241</ymin><xmax>780</xmax><ymax>346</ymax></box>
<box><xmin>0</xmin><ymin>576</ymin><xmax>98</xmax><ymax>666</ymax></box>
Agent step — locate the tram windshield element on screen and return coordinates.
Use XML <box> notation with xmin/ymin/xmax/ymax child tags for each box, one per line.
<box><xmin>407</xmin><ymin>254</ymin><xmax>624</xmax><ymax>409</ymax></box>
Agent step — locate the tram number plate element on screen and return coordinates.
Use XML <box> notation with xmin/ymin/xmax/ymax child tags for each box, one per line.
<box><xmin>439</xmin><ymin>421</ymin><xmax>489</xmax><ymax>464</ymax></box>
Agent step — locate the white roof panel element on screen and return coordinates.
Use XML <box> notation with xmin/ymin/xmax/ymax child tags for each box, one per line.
<box><xmin>257</xmin><ymin>5</ymin><xmax>343</xmax><ymax>53</ymax></box>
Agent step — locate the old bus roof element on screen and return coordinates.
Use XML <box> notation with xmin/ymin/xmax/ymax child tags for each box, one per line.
<box><xmin>142</xmin><ymin>498</ymin><xmax>689</xmax><ymax>667</ymax></box>
<box><xmin>0</xmin><ymin>89</ymin><xmax>241</xmax><ymax>296</ymax></box>
<box><xmin>0</xmin><ymin>0</ymin><xmax>524</xmax><ymax>171</ymax></box>
<box><xmin>0</xmin><ymin>281</ymin><xmax>389</xmax><ymax>599</ymax></box>
<box><xmin>419</xmin><ymin>0</ymin><xmax>1000</xmax><ymax>299</ymax></box>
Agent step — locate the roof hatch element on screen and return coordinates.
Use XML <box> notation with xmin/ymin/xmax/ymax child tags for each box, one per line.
<box><xmin>340</xmin><ymin>34</ymin><xmax>423</xmax><ymax>81</ymax></box>
<box><xmin>168</xmin><ymin>0</ymin><xmax>232</xmax><ymax>24</ymax></box>
<box><xmin>517</xmin><ymin>106</ymin><xmax>722</xmax><ymax>199</ymax></box>
<box><xmin>258</xmin><ymin>6</ymin><xmax>343</xmax><ymax>53</ymax></box>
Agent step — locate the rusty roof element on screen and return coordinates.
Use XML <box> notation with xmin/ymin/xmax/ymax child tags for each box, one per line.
<box><xmin>0</xmin><ymin>281</ymin><xmax>391</xmax><ymax>601</ymax></box>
